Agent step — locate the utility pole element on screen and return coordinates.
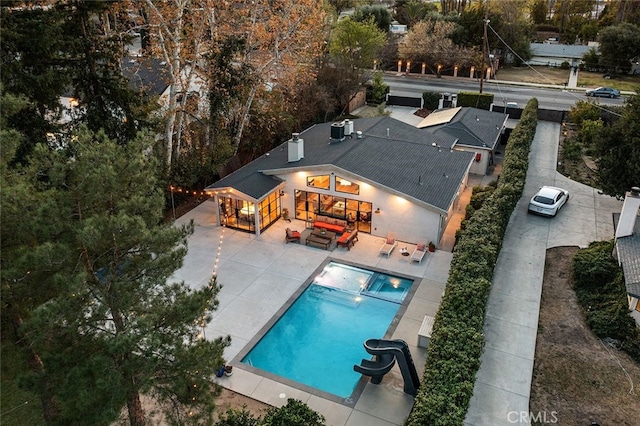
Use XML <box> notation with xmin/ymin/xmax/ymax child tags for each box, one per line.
<box><xmin>479</xmin><ymin>5</ymin><xmax>490</xmax><ymax>93</ymax></box>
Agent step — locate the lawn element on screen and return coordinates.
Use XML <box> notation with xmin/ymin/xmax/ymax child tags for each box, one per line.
<box><xmin>496</xmin><ymin>66</ymin><xmax>640</xmax><ymax>92</ymax></box>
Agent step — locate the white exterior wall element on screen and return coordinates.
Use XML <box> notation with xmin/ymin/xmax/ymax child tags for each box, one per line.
<box><xmin>456</xmin><ymin>148</ymin><xmax>489</xmax><ymax>175</ymax></box>
<box><xmin>629</xmin><ymin>296</ymin><xmax>640</xmax><ymax>325</ymax></box>
<box><xmin>276</xmin><ymin>169</ymin><xmax>443</xmax><ymax>245</ymax></box>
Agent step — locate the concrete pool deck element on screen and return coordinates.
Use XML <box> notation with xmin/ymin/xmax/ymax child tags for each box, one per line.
<box><xmin>170</xmin><ymin>171</ymin><xmax>495</xmax><ymax>426</ymax></box>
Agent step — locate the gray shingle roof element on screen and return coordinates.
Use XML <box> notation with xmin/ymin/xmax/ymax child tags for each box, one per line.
<box><xmin>617</xmin><ymin>219</ymin><xmax>640</xmax><ymax>298</ymax></box>
<box><xmin>121</xmin><ymin>57</ymin><xmax>170</xmax><ymax>97</ymax></box>
<box><xmin>206</xmin><ymin>116</ymin><xmax>474</xmax><ymax>212</ymax></box>
<box><xmin>423</xmin><ymin>107</ymin><xmax>507</xmax><ymax>150</ymax></box>
<box><xmin>529</xmin><ymin>43</ymin><xmax>593</xmax><ymax>59</ymax></box>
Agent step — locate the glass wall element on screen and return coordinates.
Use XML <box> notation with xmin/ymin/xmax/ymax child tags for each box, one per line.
<box><xmin>218</xmin><ymin>191</ymin><xmax>281</xmax><ymax>233</ymax></box>
<box><xmin>294</xmin><ymin>190</ymin><xmax>371</xmax><ymax>233</ymax></box>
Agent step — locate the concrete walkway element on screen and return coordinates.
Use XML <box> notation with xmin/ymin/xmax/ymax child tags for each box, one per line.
<box><xmin>463</xmin><ymin>122</ymin><xmax>622</xmax><ymax>425</ymax></box>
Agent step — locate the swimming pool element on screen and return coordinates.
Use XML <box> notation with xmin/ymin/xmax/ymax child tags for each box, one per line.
<box><xmin>241</xmin><ymin>261</ymin><xmax>414</xmax><ymax>400</ymax></box>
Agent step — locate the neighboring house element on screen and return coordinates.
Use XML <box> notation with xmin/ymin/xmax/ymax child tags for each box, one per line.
<box><xmin>121</xmin><ymin>56</ymin><xmax>171</xmax><ymax>100</ymax></box>
<box><xmin>204</xmin><ymin>116</ymin><xmax>475</xmax><ymax>246</ymax></box>
<box><xmin>58</xmin><ymin>56</ymin><xmax>173</xmax><ymax>125</ymax></box>
<box><xmin>526</xmin><ymin>42</ymin><xmax>593</xmax><ymax>67</ymax></box>
<box><xmin>121</xmin><ymin>56</ymin><xmax>208</xmax><ymax>115</ymax></box>
<box><xmin>417</xmin><ymin>107</ymin><xmax>508</xmax><ymax>175</ymax></box>
<box><xmin>613</xmin><ymin>186</ymin><xmax>640</xmax><ymax>325</ymax></box>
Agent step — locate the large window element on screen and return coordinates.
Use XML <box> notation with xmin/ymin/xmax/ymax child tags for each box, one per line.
<box><xmin>307</xmin><ymin>174</ymin><xmax>330</xmax><ymax>190</ymax></box>
<box><xmin>336</xmin><ymin>175</ymin><xmax>359</xmax><ymax>195</ymax></box>
<box><xmin>294</xmin><ymin>190</ymin><xmax>371</xmax><ymax>233</ymax></box>
<box><xmin>219</xmin><ymin>191</ymin><xmax>281</xmax><ymax>233</ymax></box>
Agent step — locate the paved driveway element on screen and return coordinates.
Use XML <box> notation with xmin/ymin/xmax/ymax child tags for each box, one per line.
<box><xmin>464</xmin><ymin>121</ymin><xmax>622</xmax><ymax>425</ymax></box>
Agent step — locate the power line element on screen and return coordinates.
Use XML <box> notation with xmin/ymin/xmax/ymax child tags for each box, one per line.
<box><xmin>487</xmin><ymin>23</ymin><xmax>622</xmax><ymax>117</ymax></box>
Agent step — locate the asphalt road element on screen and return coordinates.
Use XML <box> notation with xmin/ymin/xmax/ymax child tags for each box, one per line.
<box><xmin>382</xmin><ymin>73</ymin><xmax>626</xmax><ymax>111</ymax></box>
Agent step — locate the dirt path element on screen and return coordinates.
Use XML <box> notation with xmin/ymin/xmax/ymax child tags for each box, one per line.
<box><xmin>530</xmin><ymin>247</ymin><xmax>640</xmax><ymax>425</ymax></box>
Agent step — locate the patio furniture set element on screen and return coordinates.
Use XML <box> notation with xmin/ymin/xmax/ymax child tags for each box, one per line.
<box><xmin>379</xmin><ymin>233</ymin><xmax>429</xmax><ymax>264</ymax></box>
<box><xmin>286</xmin><ymin>227</ymin><xmax>430</xmax><ymax>262</ymax></box>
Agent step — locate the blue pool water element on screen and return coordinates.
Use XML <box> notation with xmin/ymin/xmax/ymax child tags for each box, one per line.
<box><xmin>241</xmin><ymin>262</ymin><xmax>413</xmax><ymax>399</ymax></box>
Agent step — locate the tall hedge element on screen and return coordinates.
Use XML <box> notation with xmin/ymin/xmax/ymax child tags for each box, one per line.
<box><xmin>456</xmin><ymin>92</ymin><xmax>495</xmax><ymax>110</ymax></box>
<box><xmin>405</xmin><ymin>98</ymin><xmax>539</xmax><ymax>426</ymax></box>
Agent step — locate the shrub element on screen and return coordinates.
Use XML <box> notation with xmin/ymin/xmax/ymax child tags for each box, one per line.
<box><xmin>406</xmin><ymin>98</ymin><xmax>539</xmax><ymax>426</ymax></box>
<box><xmin>456</xmin><ymin>92</ymin><xmax>494</xmax><ymax>110</ymax></box>
<box><xmin>366</xmin><ymin>71</ymin><xmax>389</xmax><ymax>105</ymax></box>
<box><xmin>262</xmin><ymin>399</ymin><xmax>325</xmax><ymax>426</ymax></box>
<box><xmin>422</xmin><ymin>91</ymin><xmax>440</xmax><ymax>110</ymax></box>
<box><xmin>563</xmin><ymin>139</ymin><xmax>582</xmax><ymax>161</ymax></box>
<box><xmin>214</xmin><ymin>399</ymin><xmax>325</xmax><ymax>426</ymax></box>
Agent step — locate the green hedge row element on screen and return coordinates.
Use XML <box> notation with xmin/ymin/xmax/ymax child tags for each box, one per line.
<box><xmin>456</xmin><ymin>92</ymin><xmax>495</xmax><ymax>110</ymax></box>
<box><xmin>405</xmin><ymin>98</ymin><xmax>539</xmax><ymax>426</ymax></box>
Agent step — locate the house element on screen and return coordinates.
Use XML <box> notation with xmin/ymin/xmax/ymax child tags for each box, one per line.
<box><xmin>417</xmin><ymin>107</ymin><xmax>508</xmax><ymax>175</ymax></box>
<box><xmin>204</xmin><ymin>116</ymin><xmax>475</xmax><ymax>246</ymax></box>
<box><xmin>526</xmin><ymin>42</ymin><xmax>593</xmax><ymax>68</ymax></box>
<box><xmin>614</xmin><ymin>186</ymin><xmax>640</xmax><ymax>325</ymax></box>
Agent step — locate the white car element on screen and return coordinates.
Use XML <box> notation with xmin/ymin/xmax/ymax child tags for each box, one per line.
<box><xmin>528</xmin><ymin>186</ymin><xmax>570</xmax><ymax>217</ymax></box>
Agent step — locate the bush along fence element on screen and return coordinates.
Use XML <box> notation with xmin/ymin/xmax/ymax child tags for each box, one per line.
<box><xmin>405</xmin><ymin>98</ymin><xmax>539</xmax><ymax>426</ymax></box>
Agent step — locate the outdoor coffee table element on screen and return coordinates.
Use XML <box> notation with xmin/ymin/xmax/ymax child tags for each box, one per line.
<box><xmin>305</xmin><ymin>233</ymin><xmax>331</xmax><ymax>249</ymax></box>
<box><xmin>311</xmin><ymin>228</ymin><xmax>336</xmax><ymax>240</ymax></box>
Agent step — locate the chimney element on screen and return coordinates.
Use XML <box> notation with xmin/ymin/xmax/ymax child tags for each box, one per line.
<box><xmin>615</xmin><ymin>186</ymin><xmax>640</xmax><ymax>239</ymax></box>
<box><xmin>287</xmin><ymin>133</ymin><xmax>304</xmax><ymax>162</ymax></box>
<box><xmin>344</xmin><ymin>119</ymin><xmax>354</xmax><ymax>137</ymax></box>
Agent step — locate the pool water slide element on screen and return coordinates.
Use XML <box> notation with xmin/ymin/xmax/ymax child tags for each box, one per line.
<box><xmin>353</xmin><ymin>338</ymin><xmax>421</xmax><ymax>396</ymax></box>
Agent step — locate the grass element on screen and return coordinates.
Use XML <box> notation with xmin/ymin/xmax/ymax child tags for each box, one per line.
<box><xmin>497</xmin><ymin>66</ymin><xmax>640</xmax><ymax>92</ymax></box>
<box><xmin>577</xmin><ymin>73</ymin><xmax>640</xmax><ymax>92</ymax></box>
<box><xmin>1</xmin><ymin>342</ymin><xmax>45</xmax><ymax>425</ymax></box>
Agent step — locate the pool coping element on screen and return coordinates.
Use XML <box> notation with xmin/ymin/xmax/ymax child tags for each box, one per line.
<box><xmin>231</xmin><ymin>257</ymin><xmax>422</xmax><ymax>408</ymax></box>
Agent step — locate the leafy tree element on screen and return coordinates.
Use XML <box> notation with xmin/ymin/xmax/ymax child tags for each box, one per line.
<box><xmin>530</xmin><ymin>0</ymin><xmax>549</xmax><ymax>25</ymax></box>
<box><xmin>399</xmin><ymin>19</ymin><xmax>474</xmax><ymax>73</ymax></box>
<box><xmin>439</xmin><ymin>0</ymin><xmax>472</xmax><ymax>15</ymax></box>
<box><xmin>222</xmin><ymin>0</ymin><xmax>329</xmax><ymax>154</ymax></box>
<box><xmin>328</xmin><ymin>17</ymin><xmax>387</xmax><ymax>112</ymax></box>
<box><xmin>598</xmin><ymin>23</ymin><xmax>640</xmax><ymax>74</ymax></box>
<box><xmin>352</xmin><ymin>6</ymin><xmax>392</xmax><ymax>32</ymax></box>
<box><xmin>593</xmin><ymin>92</ymin><xmax>640</xmax><ymax>197</ymax></box>
<box><xmin>10</xmin><ymin>128</ymin><xmax>230</xmax><ymax>425</ymax></box>
<box><xmin>582</xmin><ymin>47</ymin><xmax>600</xmax><ymax>71</ymax></box>
<box><xmin>328</xmin><ymin>0</ymin><xmax>354</xmax><ymax>15</ymax></box>
<box><xmin>393</xmin><ymin>0</ymin><xmax>437</xmax><ymax>27</ymax></box>
<box><xmin>552</xmin><ymin>0</ymin><xmax>596</xmax><ymax>43</ymax></box>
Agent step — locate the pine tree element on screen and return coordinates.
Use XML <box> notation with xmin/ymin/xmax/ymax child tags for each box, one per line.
<box><xmin>10</xmin><ymin>127</ymin><xmax>229</xmax><ymax>425</ymax></box>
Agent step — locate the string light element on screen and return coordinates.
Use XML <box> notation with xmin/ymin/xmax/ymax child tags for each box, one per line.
<box><xmin>198</xmin><ymin>226</ymin><xmax>226</xmax><ymax>340</ymax></box>
<box><xmin>168</xmin><ymin>186</ymin><xmax>209</xmax><ymax>197</ymax></box>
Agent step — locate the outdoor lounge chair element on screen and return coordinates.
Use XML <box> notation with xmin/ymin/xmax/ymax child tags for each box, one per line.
<box><xmin>379</xmin><ymin>232</ymin><xmax>397</xmax><ymax>257</ymax></box>
<box><xmin>285</xmin><ymin>227</ymin><xmax>301</xmax><ymax>243</ymax></box>
<box><xmin>410</xmin><ymin>243</ymin><xmax>427</xmax><ymax>264</ymax></box>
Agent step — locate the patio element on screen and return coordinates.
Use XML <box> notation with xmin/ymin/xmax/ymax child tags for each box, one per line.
<box><xmin>171</xmin><ymin>172</ymin><xmax>495</xmax><ymax>425</ymax></box>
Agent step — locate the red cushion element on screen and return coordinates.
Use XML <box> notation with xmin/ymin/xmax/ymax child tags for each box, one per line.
<box><xmin>337</xmin><ymin>232</ymin><xmax>351</xmax><ymax>243</ymax></box>
<box><xmin>291</xmin><ymin>231</ymin><xmax>301</xmax><ymax>238</ymax></box>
